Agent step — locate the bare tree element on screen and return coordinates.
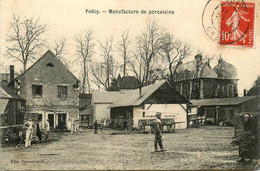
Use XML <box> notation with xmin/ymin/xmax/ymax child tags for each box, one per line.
<box><xmin>89</xmin><ymin>62</ymin><xmax>109</xmax><ymax>90</ymax></box>
<box><xmin>136</xmin><ymin>19</ymin><xmax>165</xmax><ymax>86</ymax></box>
<box><xmin>160</xmin><ymin>32</ymin><xmax>191</xmax><ymax>86</ymax></box>
<box><xmin>5</xmin><ymin>14</ymin><xmax>47</xmax><ymax>72</ymax></box>
<box><xmin>53</xmin><ymin>37</ymin><xmax>69</xmax><ymax>67</ymax></box>
<box><xmin>117</xmin><ymin>31</ymin><xmax>131</xmax><ymax>76</ymax></box>
<box><xmin>89</xmin><ymin>57</ymin><xmax>119</xmax><ymax>91</ymax></box>
<box><xmin>74</xmin><ymin>29</ymin><xmax>95</xmax><ymax>93</ymax></box>
<box><xmin>89</xmin><ymin>38</ymin><xmax>119</xmax><ymax>90</ymax></box>
<box><xmin>100</xmin><ymin>38</ymin><xmax>113</xmax><ymax>88</ymax></box>
<box><xmin>129</xmin><ymin>50</ymin><xmax>145</xmax><ymax>85</ymax></box>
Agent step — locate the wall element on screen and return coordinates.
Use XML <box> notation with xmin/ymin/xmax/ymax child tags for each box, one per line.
<box><xmin>93</xmin><ymin>103</ymin><xmax>111</xmax><ymax>123</ymax></box>
<box><xmin>133</xmin><ymin>104</ymin><xmax>187</xmax><ymax>129</ymax></box>
<box><xmin>79</xmin><ymin>106</ymin><xmax>93</xmax><ymax>127</ymax></box>
<box><xmin>202</xmin><ymin>79</ymin><xmax>238</xmax><ymax>98</ymax></box>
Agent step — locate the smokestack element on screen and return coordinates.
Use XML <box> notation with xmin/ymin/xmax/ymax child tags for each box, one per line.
<box><xmin>139</xmin><ymin>86</ymin><xmax>142</xmax><ymax>98</ymax></box>
<box><xmin>243</xmin><ymin>89</ymin><xmax>247</xmax><ymax>96</ymax></box>
<box><xmin>10</xmin><ymin>65</ymin><xmax>14</xmax><ymax>90</ymax></box>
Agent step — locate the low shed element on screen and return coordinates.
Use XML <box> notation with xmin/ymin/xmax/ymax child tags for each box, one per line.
<box><xmin>189</xmin><ymin>96</ymin><xmax>259</xmax><ymax>125</ymax></box>
<box><xmin>109</xmin><ymin>81</ymin><xmax>190</xmax><ymax>129</ymax></box>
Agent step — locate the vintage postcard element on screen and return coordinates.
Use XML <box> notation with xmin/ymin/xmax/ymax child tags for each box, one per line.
<box><xmin>0</xmin><ymin>0</ymin><xmax>259</xmax><ymax>170</ymax></box>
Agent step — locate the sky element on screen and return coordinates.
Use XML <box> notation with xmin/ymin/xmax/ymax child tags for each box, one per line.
<box><xmin>0</xmin><ymin>0</ymin><xmax>259</xmax><ymax>95</ymax></box>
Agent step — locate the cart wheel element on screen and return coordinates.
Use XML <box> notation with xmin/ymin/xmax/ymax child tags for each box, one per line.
<box><xmin>142</xmin><ymin>126</ymin><xmax>145</xmax><ymax>133</ymax></box>
<box><xmin>167</xmin><ymin>125</ymin><xmax>174</xmax><ymax>132</ymax></box>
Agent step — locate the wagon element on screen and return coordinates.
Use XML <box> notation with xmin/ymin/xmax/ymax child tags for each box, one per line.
<box><xmin>138</xmin><ymin>118</ymin><xmax>179</xmax><ymax>133</ymax></box>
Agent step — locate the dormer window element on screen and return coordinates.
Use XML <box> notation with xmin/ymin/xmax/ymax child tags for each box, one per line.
<box><xmin>46</xmin><ymin>63</ymin><xmax>54</xmax><ymax>67</ymax></box>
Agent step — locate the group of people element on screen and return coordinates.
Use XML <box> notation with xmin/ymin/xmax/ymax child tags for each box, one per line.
<box><xmin>100</xmin><ymin>118</ymin><xmax>110</xmax><ymax>128</ymax></box>
<box><xmin>67</xmin><ymin>118</ymin><xmax>78</xmax><ymax>133</ymax></box>
<box><xmin>20</xmin><ymin>118</ymin><xmax>50</xmax><ymax>148</ymax></box>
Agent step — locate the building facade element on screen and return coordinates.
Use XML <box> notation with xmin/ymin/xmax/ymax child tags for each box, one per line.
<box><xmin>15</xmin><ymin>50</ymin><xmax>80</xmax><ymax>130</ymax></box>
<box><xmin>173</xmin><ymin>55</ymin><xmax>238</xmax><ymax>99</ymax></box>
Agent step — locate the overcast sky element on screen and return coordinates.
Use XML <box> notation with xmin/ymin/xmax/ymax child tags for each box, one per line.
<box><xmin>1</xmin><ymin>0</ymin><xmax>259</xmax><ymax>95</ymax></box>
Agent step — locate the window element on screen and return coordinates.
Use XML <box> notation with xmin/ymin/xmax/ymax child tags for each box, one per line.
<box><xmin>32</xmin><ymin>85</ymin><xmax>42</xmax><ymax>97</ymax></box>
<box><xmin>227</xmin><ymin>84</ymin><xmax>234</xmax><ymax>97</ymax></box>
<box><xmin>58</xmin><ymin>86</ymin><xmax>67</xmax><ymax>98</ymax></box>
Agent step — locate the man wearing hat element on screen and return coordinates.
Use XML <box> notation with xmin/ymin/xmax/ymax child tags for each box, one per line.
<box><xmin>154</xmin><ymin>112</ymin><xmax>166</xmax><ymax>152</ymax></box>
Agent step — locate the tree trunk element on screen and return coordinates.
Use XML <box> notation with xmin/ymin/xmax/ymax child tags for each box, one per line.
<box><xmin>123</xmin><ymin>62</ymin><xmax>126</xmax><ymax>77</ymax></box>
<box><xmin>169</xmin><ymin>63</ymin><xmax>174</xmax><ymax>87</ymax></box>
<box><xmin>82</xmin><ymin>60</ymin><xmax>86</xmax><ymax>93</ymax></box>
<box><xmin>86</xmin><ymin>62</ymin><xmax>91</xmax><ymax>93</ymax></box>
<box><xmin>145</xmin><ymin>62</ymin><xmax>150</xmax><ymax>85</ymax></box>
<box><xmin>23</xmin><ymin>62</ymin><xmax>27</xmax><ymax>73</ymax></box>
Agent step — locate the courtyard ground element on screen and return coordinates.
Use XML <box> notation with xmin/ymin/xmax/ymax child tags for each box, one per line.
<box><xmin>0</xmin><ymin>126</ymin><xmax>259</xmax><ymax>170</ymax></box>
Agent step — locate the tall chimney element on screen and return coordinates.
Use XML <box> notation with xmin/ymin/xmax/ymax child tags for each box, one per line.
<box><xmin>139</xmin><ymin>86</ymin><xmax>142</xmax><ymax>98</ymax></box>
<box><xmin>243</xmin><ymin>89</ymin><xmax>247</xmax><ymax>96</ymax></box>
<box><xmin>10</xmin><ymin>65</ymin><xmax>14</xmax><ymax>90</ymax></box>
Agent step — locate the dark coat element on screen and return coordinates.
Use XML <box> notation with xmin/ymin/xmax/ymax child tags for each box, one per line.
<box><xmin>154</xmin><ymin>119</ymin><xmax>162</xmax><ymax>141</ymax></box>
<box><xmin>239</xmin><ymin>117</ymin><xmax>258</xmax><ymax>159</ymax></box>
<box><xmin>94</xmin><ymin>121</ymin><xmax>98</xmax><ymax>128</ymax></box>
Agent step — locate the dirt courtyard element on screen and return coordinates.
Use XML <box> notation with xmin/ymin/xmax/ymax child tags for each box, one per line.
<box><xmin>0</xmin><ymin>126</ymin><xmax>259</xmax><ymax>170</ymax></box>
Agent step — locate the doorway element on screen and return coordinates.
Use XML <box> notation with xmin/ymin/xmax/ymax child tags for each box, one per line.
<box><xmin>48</xmin><ymin>114</ymin><xmax>54</xmax><ymax>128</ymax></box>
<box><xmin>81</xmin><ymin>115</ymin><xmax>89</xmax><ymax>127</ymax></box>
<box><xmin>58</xmin><ymin>113</ymin><xmax>67</xmax><ymax>129</ymax></box>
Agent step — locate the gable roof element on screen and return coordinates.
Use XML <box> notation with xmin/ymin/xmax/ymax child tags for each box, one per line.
<box><xmin>92</xmin><ymin>91</ymin><xmax>122</xmax><ymax>104</ymax></box>
<box><xmin>189</xmin><ymin>96</ymin><xmax>258</xmax><ymax>107</ymax></box>
<box><xmin>16</xmin><ymin>50</ymin><xmax>80</xmax><ymax>82</ymax></box>
<box><xmin>120</xmin><ymin>76</ymin><xmax>140</xmax><ymax>89</ymax></box>
<box><xmin>0</xmin><ymin>82</ymin><xmax>24</xmax><ymax>100</ymax></box>
<box><xmin>110</xmin><ymin>80</ymin><xmax>190</xmax><ymax>108</ymax></box>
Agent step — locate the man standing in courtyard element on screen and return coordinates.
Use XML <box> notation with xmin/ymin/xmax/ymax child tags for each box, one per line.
<box><xmin>154</xmin><ymin>112</ymin><xmax>166</xmax><ymax>152</ymax></box>
<box><xmin>94</xmin><ymin>120</ymin><xmax>98</xmax><ymax>134</ymax></box>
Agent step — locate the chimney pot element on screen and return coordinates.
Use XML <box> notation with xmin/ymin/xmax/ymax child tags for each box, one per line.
<box><xmin>10</xmin><ymin>65</ymin><xmax>15</xmax><ymax>90</ymax></box>
<box><xmin>139</xmin><ymin>86</ymin><xmax>142</xmax><ymax>98</ymax></box>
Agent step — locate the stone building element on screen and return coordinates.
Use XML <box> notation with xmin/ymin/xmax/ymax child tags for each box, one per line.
<box><xmin>14</xmin><ymin>50</ymin><xmax>80</xmax><ymax>130</ymax></box>
<box><xmin>173</xmin><ymin>55</ymin><xmax>238</xmax><ymax>99</ymax></box>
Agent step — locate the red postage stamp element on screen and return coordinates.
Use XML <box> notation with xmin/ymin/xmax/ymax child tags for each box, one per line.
<box><xmin>220</xmin><ymin>2</ymin><xmax>255</xmax><ymax>47</ymax></box>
